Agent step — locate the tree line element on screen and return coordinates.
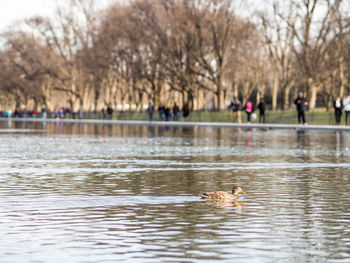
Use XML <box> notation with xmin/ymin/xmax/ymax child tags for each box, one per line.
<box><xmin>1</xmin><ymin>0</ymin><xmax>350</xmax><ymax>112</ymax></box>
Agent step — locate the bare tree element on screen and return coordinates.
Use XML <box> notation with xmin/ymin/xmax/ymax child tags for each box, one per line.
<box><xmin>260</xmin><ymin>1</ymin><xmax>296</xmax><ymax>109</ymax></box>
<box><xmin>277</xmin><ymin>0</ymin><xmax>346</xmax><ymax>109</ymax></box>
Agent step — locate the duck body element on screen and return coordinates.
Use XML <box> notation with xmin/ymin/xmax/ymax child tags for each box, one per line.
<box><xmin>200</xmin><ymin>191</ymin><xmax>239</xmax><ymax>200</ymax></box>
<box><xmin>200</xmin><ymin>186</ymin><xmax>246</xmax><ymax>200</ymax></box>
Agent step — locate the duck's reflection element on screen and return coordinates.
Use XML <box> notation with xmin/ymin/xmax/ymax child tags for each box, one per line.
<box><xmin>205</xmin><ymin>199</ymin><xmax>244</xmax><ymax>207</ymax></box>
<box><xmin>203</xmin><ymin>199</ymin><xmax>245</xmax><ymax>213</ymax></box>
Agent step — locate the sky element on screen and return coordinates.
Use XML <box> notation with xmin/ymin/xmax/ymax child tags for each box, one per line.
<box><xmin>0</xmin><ymin>0</ymin><xmax>266</xmax><ymax>32</ymax></box>
<box><xmin>0</xmin><ymin>0</ymin><xmax>116</xmax><ymax>32</ymax></box>
<box><xmin>0</xmin><ymin>0</ymin><xmax>56</xmax><ymax>31</ymax></box>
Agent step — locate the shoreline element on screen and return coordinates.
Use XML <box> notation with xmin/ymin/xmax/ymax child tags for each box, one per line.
<box><xmin>2</xmin><ymin>117</ymin><xmax>350</xmax><ymax>132</ymax></box>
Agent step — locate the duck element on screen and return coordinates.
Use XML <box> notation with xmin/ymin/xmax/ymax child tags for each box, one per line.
<box><xmin>200</xmin><ymin>186</ymin><xmax>246</xmax><ymax>200</ymax></box>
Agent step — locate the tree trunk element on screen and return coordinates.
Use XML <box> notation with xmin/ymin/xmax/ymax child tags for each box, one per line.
<box><xmin>70</xmin><ymin>93</ymin><xmax>81</xmax><ymax>112</ymax></box>
<box><xmin>308</xmin><ymin>78</ymin><xmax>318</xmax><ymax>109</ymax></box>
<box><xmin>188</xmin><ymin>90</ymin><xmax>194</xmax><ymax>110</ymax></box>
<box><xmin>41</xmin><ymin>95</ymin><xmax>47</xmax><ymax>107</ymax></box>
<box><xmin>339</xmin><ymin>56</ymin><xmax>346</xmax><ymax>98</ymax></box>
<box><xmin>257</xmin><ymin>84</ymin><xmax>266</xmax><ymax>106</ymax></box>
<box><xmin>181</xmin><ymin>90</ymin><xmax>185</xmax><ymax>109</ymax></box>
<box><xmin>272</xmin><ymin>75</ymin><xmax>279</xmax><ymax>110</ymax></box>
<box><xmin>32</xmin><ymin>97</ymin><xmax>38</xmax><ymax>111</ymax></box>
<box><xmin>283</xmin><ymin>83</ymin><xmax>292</xmax><ymax>110</ymax></box>
<box><xmin>15</xmin><ymin>95</ymin><xmax>21</xmax><ymax>109</ymax></box>
<box><xmin>94</xmin><ymin>90</ymin><xmax>100</xmax><ymax>112</ymax></box>
<box><xmin>216</xmin><ymin>82</ymin><xmax>222</xmax><ymax>111</ymax></box>
<box><xmin>233</xmin><ymin>83</ymin><xmax>239</xmax><ymax>98</ymax></box>
<box><xmin>242</xmin><ymin>81</ymin><xmax>250</xmax><ymax>105</ymax></box>
<box><xmin>326</xmin><ymin>93</ymin><xmax>332</xmax><ymax>111</ymax></box>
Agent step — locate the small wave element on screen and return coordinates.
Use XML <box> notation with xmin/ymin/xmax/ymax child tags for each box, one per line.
<box><xmin>2</xmin><ymin>161</ymin><xmax>350</xmax><ymax>175</ymax></box>
<box><xmin>0</xmin><ymin>195</ymin><xmax>199</xmax><ymax>211</ymax></box>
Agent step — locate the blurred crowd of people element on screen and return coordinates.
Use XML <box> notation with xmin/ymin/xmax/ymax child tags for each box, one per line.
<box><xmin>0</xmin><ymin>105</ymin><xmax>84</xmax><ymax>119</ymax></box>
<box><xmin>333</xmin><ymin>94</ymin><xmax>350</xmax><ymax>125</ymax></box>
<box><xmin>228</xmin><ymin>92</ymin><xmax>350</xmax><ymax>125</ymax></box>
<box><xmin>228</xmin><ymin>92</ymin><xmax>309</xmax><ymax>124</ymax></box>
<box><xmin>102</xmin><ymin>104</ymin><xmax>114</xmax><ymax>120</ymax></box>
<box><xmin>228</xmin><ymin>97</ymin><xmax>266</xmax><ymax>124</ymax></box>
<box><xmin>53</xmin><ymin>107</ymin><xmax>84</xmax><ymax>119</ymax></box>
<box><xmin>147</xmin><ymin>102</ymin><xmax>190</xmax><ymax>122</ymax></box>
<box><xmin>293</xmin><ymin>91</ymin><xmax>350</xmax><ymax>125</ymax></box>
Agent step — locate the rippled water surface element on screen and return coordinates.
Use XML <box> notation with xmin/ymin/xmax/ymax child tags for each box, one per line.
<box><xmin>1</xmin><ymin>120</ymin><xmax>350</xmax><ymax>262</ymax></box>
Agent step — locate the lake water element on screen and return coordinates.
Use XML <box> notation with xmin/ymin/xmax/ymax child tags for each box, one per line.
<box><xmin>1</xmin><ymin>120</ymin><xmax>350</xmax><ymax>262</ymax></box>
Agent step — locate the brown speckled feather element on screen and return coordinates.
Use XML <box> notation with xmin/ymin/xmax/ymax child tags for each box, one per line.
<box><xmin>200</xmin><ymin>191</ymin><xmax>239</xmax><ymax>200</ymax></box>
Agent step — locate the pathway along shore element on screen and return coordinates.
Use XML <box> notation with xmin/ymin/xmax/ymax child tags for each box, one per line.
<box><xmin>2</xmin><ymin>117</ymin><xmax>350</xmax><ymax>132</ymax></box>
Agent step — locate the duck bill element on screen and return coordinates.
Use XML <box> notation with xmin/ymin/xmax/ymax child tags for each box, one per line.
<box><xmin>241</xmin><ymin>191</ymin><xmax>246</xmax><ymax>194</ymax></box>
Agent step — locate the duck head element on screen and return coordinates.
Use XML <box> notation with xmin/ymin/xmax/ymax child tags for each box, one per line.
<box><xmin>232</xmin><ymin>186</ymin><xmax>246</xmax><ymax>195</ymax></box>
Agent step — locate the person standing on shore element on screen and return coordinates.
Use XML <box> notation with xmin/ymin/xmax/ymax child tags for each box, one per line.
<box><xmin>172</xmin><ymin>103</ymin><xmax>180</xmax><ymax>121</ymax></box>
<box><xmin>54</xmin><ymin>108</ymin><xmax>59</xmax><ymax>119</ymax></box>
<box><xmin>229</xmin><ymin>97</ymin><xmax>241</xmax><ymax>123</ymax></box>
<box><xmin>165</xmin><ymin>104</ymin><xmax>172</xmax><ymax>121</ymax></box>
<box><xmin>158</xmin><ymin>103</ymin><xmax>165</xmax><ymax>121</ymax></box>
<box><xmin>59</xmin><ymin>107</ymin><xmax>65</xmax><ymax>119</ymax></box>
<box><xmin>107</xmin><ymin>104</ymin><xmax>113</xmax><ymax>120</ymax></box>
<box><xmin>257</xmin><ymin>99</ymin><xmax>266</xmax><ymax>123</ymax></box>
<box><xmin>333</xmin><ymin>96</ymin><xmax>343</xmax><ymax>125</ymax></box>
<box><xmin>147</xmin><ymin>102</ymin><xmax>154</xmax><ymax>121</ymax></box>
<box><xmin>102</xmin><ymin>105</ymin><xmax>107</xmax><ymax>119</ymax></box>
<box><xmin>78</xmin><ymin>108</ymin><xmax>84</xmax><ymax>119</ymax></box>
<box><xmin>41</xmin><ymin>105</ymin><xmax>47</xmax><ymax>118</ymax></box>
<box><xmin>343</xmin><ymin>95</ymin><xmax>350</xmax><ymax>125</ymax></box>
<box><xmin>244</xmin><ymin>101</ymin><xmax>254</xmax><ymax>123</ymax></box>
<box><xmin>294</xmin><ymin>92</ymin><xmax>307</xmax><ymax>125</ymax></box>
<box><xmin>183</xmin><ymin>103</ymin><xmax>190</xmax><ymax>121</ymax></box>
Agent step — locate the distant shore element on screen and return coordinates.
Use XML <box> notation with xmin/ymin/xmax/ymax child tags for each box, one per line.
<box><xmin>1</xmin><ymin>117</ymin><xmax>350</xmax><ymax>132</ymax></box>
<box><xmin>1</xmin><ymin>108</ymin><xmax>345</xmax><ymax>125</ymax></box>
